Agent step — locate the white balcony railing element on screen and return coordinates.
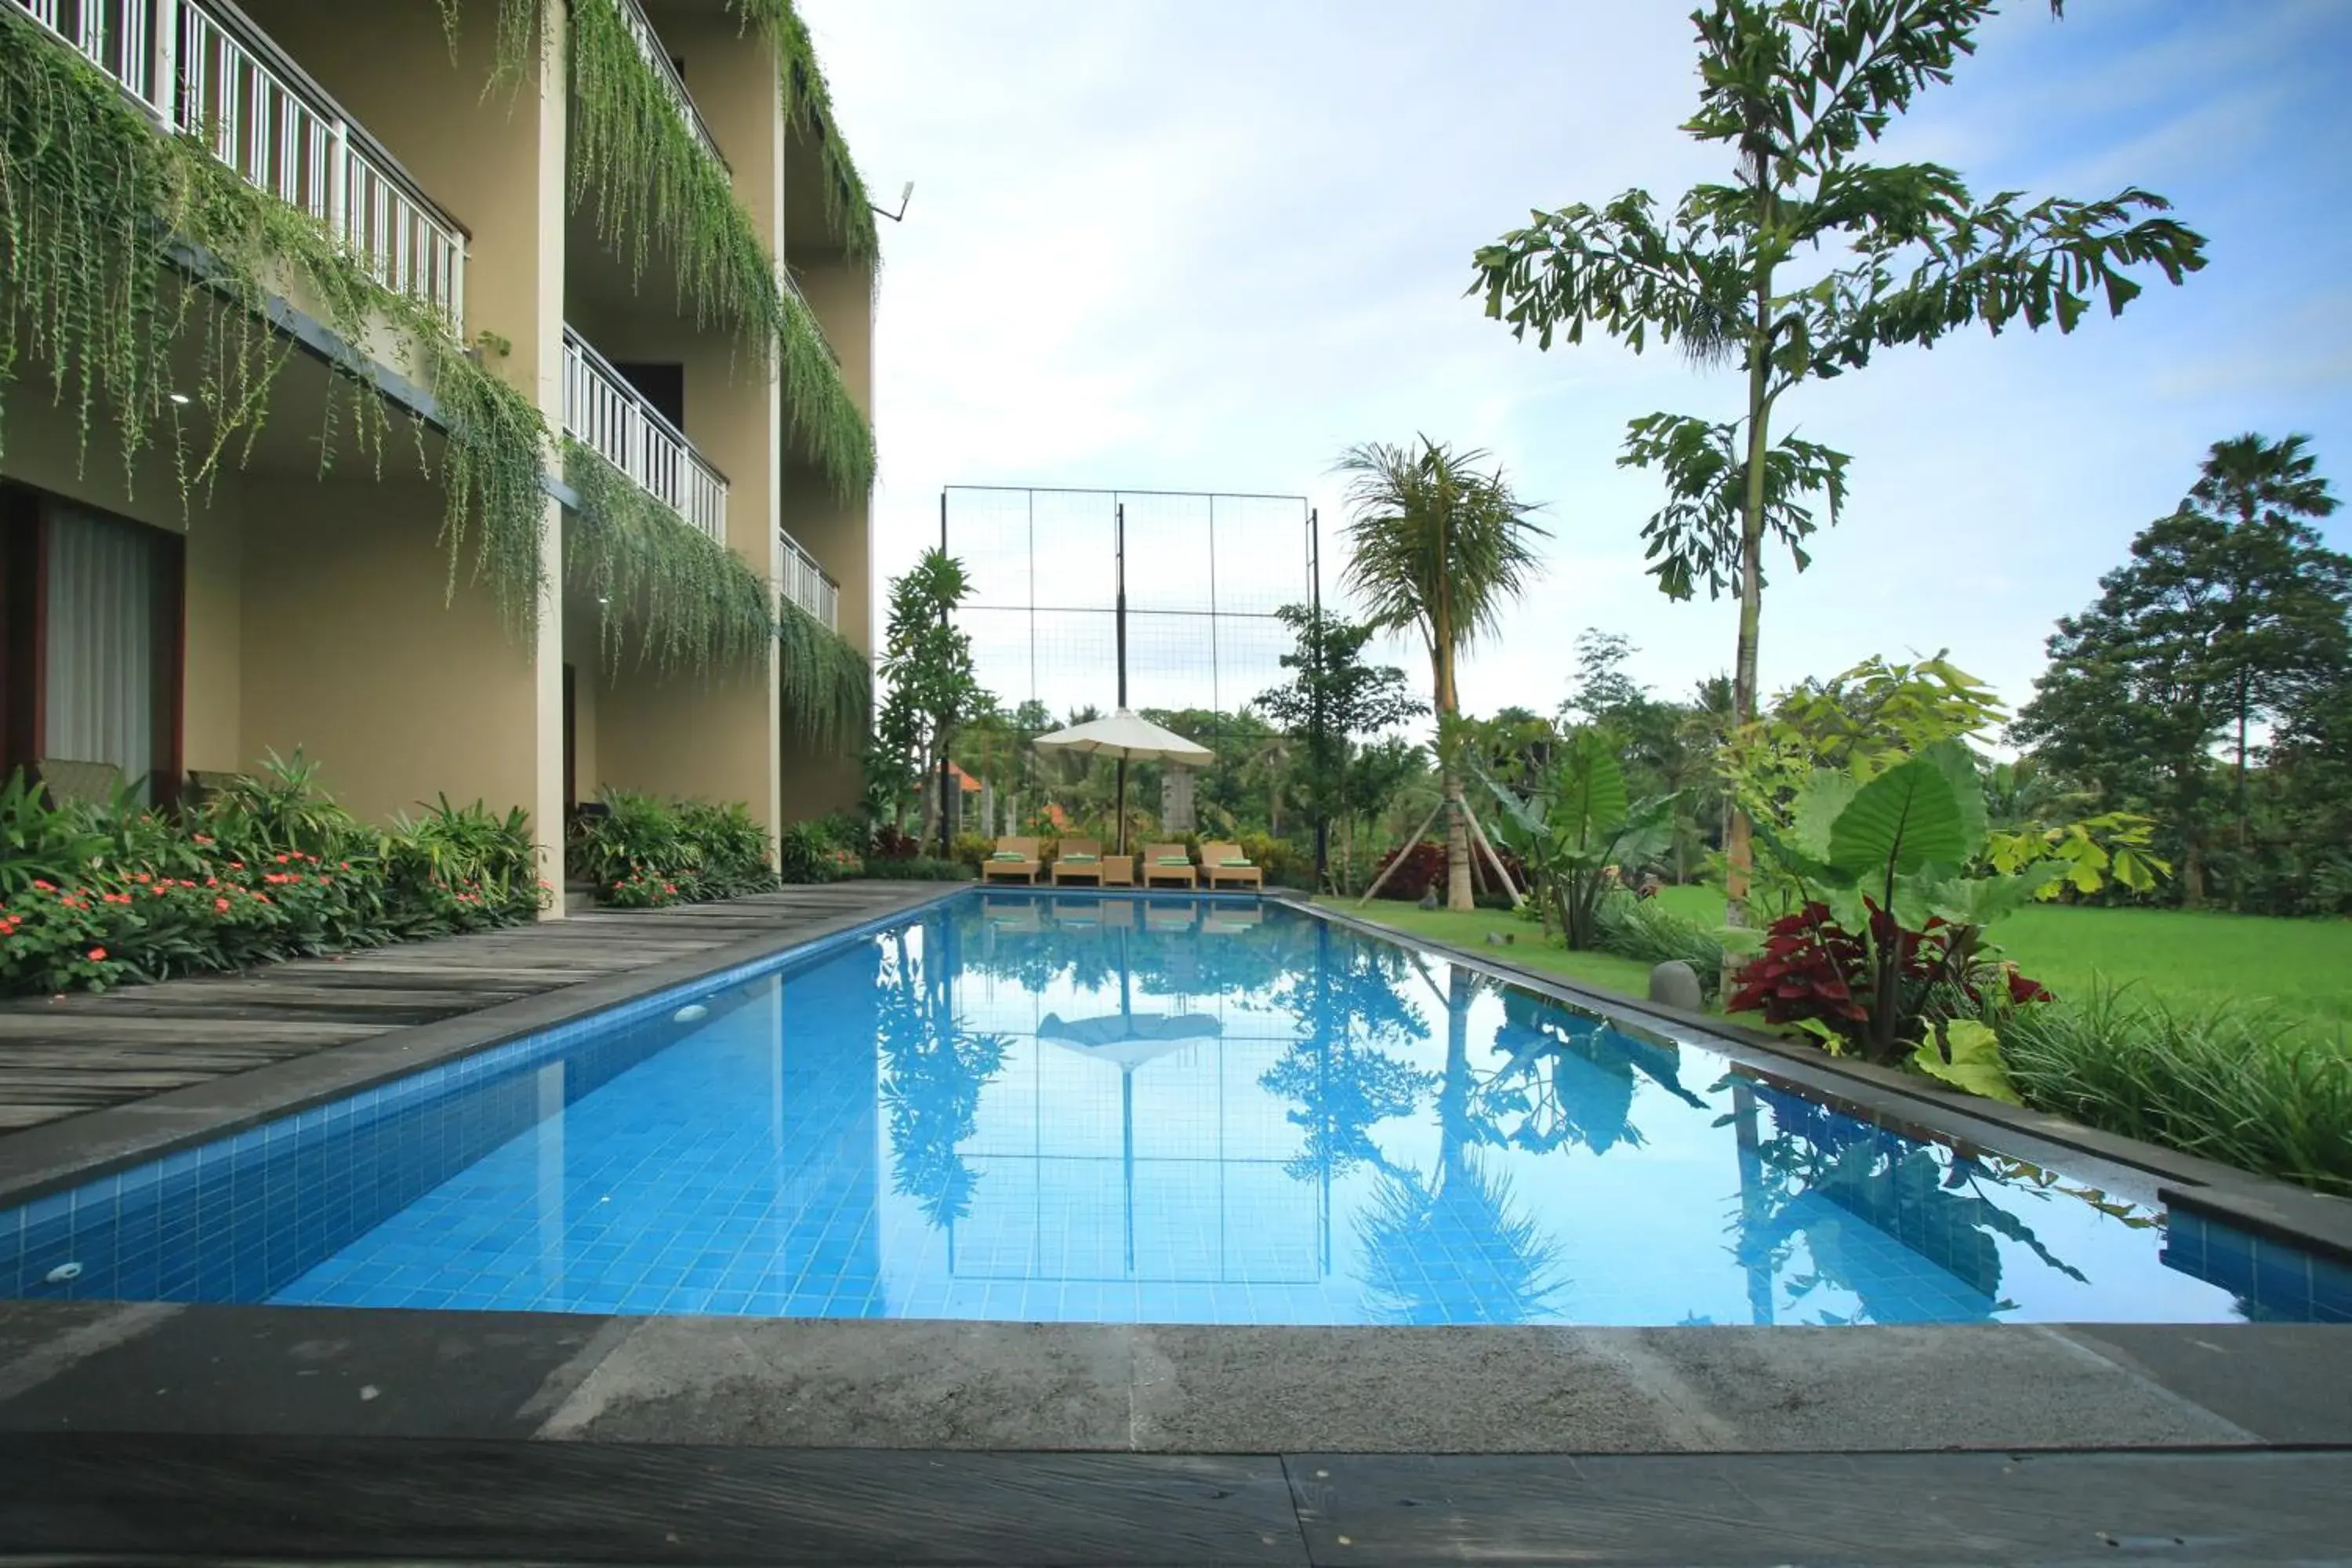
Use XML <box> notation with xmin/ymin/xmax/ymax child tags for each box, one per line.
<box><xmin>613</xmin><ymin>0</ymin><xmax>725</xmax><ymax>169</ymax></box>
<box><xmin>13</xmin><ymin>0</ymin><xmax>469</xmax><ymax>328</ymax></box>
<box><xmin>780</xmin><ymin>528</ymin><xmax>839</xmax><ymax>631</ymax></box>
<box><xmin>561</xmin><ymin>328</ymin><xmax>728</xmax><ymax>545</ymax></box>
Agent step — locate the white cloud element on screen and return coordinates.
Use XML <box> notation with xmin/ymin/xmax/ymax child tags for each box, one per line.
<box><xmin>808</xmin><ymin>0</ymin><xmax>2352</xmax><ymax>724</ymax></box>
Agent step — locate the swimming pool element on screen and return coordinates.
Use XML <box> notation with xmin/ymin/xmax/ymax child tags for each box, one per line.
<box><xmin>2</xmin><ymin>891</ymin><xmax>2344</xmax><ymax>1327</ymax></box>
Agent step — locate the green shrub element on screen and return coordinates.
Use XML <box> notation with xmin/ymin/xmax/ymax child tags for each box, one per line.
<box><xmin>1998</xmin><ymin>984</ymin><xmax>2352</xmax><ymax>1194</ymax></box>
<box><xmin>567</xmin><ymin>790</ymin><xmax>779</xmax><ymax>906</ymax></box>
<box><xmin>0</xmin><ymin>759</ymin><xmax>542</xmax><ymax>996</ymax></box>
<box><xmin>1593</xmin><ymin>891</ymin><xmax>1726</xmax><ymax>996</ymax></box>
<box><xmin>951</xmin><ymin>832</ymin><xmax>995</xmax><ymax>873</ymax></box>
<box><xmin>779</xmin><ymin>819</ymin><xmax>859</xmax><ymax>884</ymax></box>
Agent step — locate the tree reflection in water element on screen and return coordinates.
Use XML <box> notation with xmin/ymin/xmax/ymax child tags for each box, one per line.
<box><xmin>1353</xmin><ymin>963</ymin><xmax>1567</xmax><ymax>1324</ymax></box>
<box><xmin>876</xmin><ymin>918</ymin><xmax>1009</xmax><ymax>1229</ymax></box>
<box><xmin>1730</xmin><ymin>1080</ymin><xmax>2089</xmax><ymax>1324</ymax></box>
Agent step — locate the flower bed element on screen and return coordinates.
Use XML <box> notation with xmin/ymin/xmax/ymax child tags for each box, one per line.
<box><xmin>1</xmin><ymin>758</ymin><xmax>543</xmax><ymax>996</ymax></box>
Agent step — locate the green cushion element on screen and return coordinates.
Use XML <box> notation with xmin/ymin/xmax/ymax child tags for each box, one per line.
<box><xmin>989</xmin><ymin>851</ymin><xmax>1027</xmax><ymax>861</ymax></box>
<box><xmin>1061</xmin><ymin>853</ymin><xmax>1098</xmax><ymax>863</ymax></box>
<box><xmin>1219</xmin><ymin>858</ymin><xmax>1254</xmax><ymax>868</ymax></box>
<box><xmin>1155</xmin><ymin>856</ymin><xmax>1191</xmax><ymax>866</ymax></box>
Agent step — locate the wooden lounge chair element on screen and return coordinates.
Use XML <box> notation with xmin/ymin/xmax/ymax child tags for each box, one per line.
<box><xmin>1200</xmin><ymin>841</ymin><xmax>1264</xmax><ymax>891</ymax></box>
<box><xmin>1099</xmin><ymin>854</ymin><xmax>1135</xmax><ymax>887</ymax></box>
<box><xmin>1051</xmin><ymin>837</ymin><xmax>1105</xmax><ymax>885</ymax></box>
<box><xmin>1142</xmin><ymin>844</ymin><xmax>1197</xmax><ymax>889</ymax></box>
<box><xmin>982</xmin><ymin>836</ymin><xmax>1043</xmax><ymax>884</ymax></box>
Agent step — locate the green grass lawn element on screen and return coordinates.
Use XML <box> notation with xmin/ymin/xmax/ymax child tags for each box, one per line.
<box><xmin>1331</xmin><ymin>886</ymin><xmax>2352</xmax><ymax>1032</ymax></box>
<box><xmin>1313</xmin><ymin>898</ymin><xmax>1661</xmax><ymax>998</ymax></box>
<box><xmin>1654</xmin><ymin>883</ymin><xmax>2350</xmax><ymax>1030</ymax></box>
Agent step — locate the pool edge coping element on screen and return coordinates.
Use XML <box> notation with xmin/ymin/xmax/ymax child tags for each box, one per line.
<box><xmin>1290</xmin><ymin>894</ymin><xmax>2352</xmax><ymax>1267</ymax></box>
<box><xmin>0</xmin><ymin>882</ymin><xmax>967</xmax><ymax>1211</ymax></box>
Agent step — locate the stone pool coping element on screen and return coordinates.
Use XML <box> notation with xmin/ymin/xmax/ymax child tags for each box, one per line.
<box><xmin>1293</xmin><ymin>895</ymin><xmax>2352</xmax><ymax>1266</ymax></box>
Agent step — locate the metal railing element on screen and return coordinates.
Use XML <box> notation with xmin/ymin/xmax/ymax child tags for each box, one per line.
<box><xmin>561</xmin><ymin>328</ymin><xmax>728</xmax><ymax>544</ymax></box>
<box><xmin>779</xmin><ymin>528</ymin><xmax>839</xmax><ymax>630</ymax></box>
<box><xmin>612</xmin><ymin>0</ymin><xmax>725</xmax><ymax>169</ymax></box>
<box><xmin>13</xmin><ymin>0</ymin><xmax>470</xmax><ymax>327</ymax></box>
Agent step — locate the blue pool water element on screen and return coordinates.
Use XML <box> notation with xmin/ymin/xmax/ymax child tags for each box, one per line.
<box><xmin>2</xmin><ymin>891</ymin><xmax>2345</xmax><ymax>1327</ymax></box>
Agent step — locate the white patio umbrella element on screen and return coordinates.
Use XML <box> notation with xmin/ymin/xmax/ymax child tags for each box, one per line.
<box><xmin>1032</xmin><ymin>709</ymin><xmax>1212</xmax><ymax>854</ymax></box>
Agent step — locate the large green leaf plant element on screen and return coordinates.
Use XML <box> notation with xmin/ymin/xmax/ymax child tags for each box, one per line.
<box><xmin>1732</xmin><ymin>738</ymin><xmax>2161</xmax><ymax>1090</ymax></box>
<box><xmin>1485</xmin><ymin>729</ymin><xmax>1676</xmax><ymax>951</ymax></box>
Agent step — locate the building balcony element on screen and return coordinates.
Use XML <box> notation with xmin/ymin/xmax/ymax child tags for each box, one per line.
<box><xmin>614</xmin><ymin>0</ymin><xmax>725</xmax><ymax>169</ymax></box>
<box><xmin>779</xmin><ymin>525</ymin><xmax>839</xmax><ymax>631</ymax></box>
<box><xmin>14</xmin><ymin>0</ymin><xmax>470</xmax><ymax>328</ymax></box>
<box><xmin>561</xmin><ymin>326</ymin><xmax>728</xmax><ymax>543</ymax></box>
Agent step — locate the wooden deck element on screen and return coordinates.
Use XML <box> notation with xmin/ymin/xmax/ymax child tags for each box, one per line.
<box><xmin>0</xmin><ymin>884</ymin><xmax>946</xmax><ymax>1137</ymax></box>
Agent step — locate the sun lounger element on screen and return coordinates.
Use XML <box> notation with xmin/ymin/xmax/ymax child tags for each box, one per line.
<box><xmin>1201</xmin><ymin>841</ymin><xmax>1264</xmax><ymax>891</ymax></box>
<box><xmin>982</xmin><ymin>836</ymin><xmax>1044</xmax><ymax>884</ymax></box>
<box><xmin>1142</xmin><ymin>844</ymin><xmax>1197</xmax><ymax>888</ymax></box>
<box><xmin>1100</xmin><ymin>854</ymin><xmax>1135</xmax><ymax>887</ymax></box>
<box><xmin>1052</xmin><ymin>837</ymin><xmax>1105</xmax><ymax>885</ymax></box>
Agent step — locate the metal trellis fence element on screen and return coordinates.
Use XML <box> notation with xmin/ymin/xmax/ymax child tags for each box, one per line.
<box><xmin>940</xmin><ymin>486</ymin><xmax>1323</xmax><ymax>880</ymax></box>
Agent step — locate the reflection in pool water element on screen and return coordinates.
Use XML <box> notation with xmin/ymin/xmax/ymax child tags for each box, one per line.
<box><xmin>2</xmin><ymin>891</ymin><xmax>2341</xmax><ymax>1325</ymax></box>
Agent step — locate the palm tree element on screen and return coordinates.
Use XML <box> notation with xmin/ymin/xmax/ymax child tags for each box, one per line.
<box><xmin>2183</xmin><ymin>434</ymin><xmax>2343</xmax><ymax>849</ymax></box>
<box><xmin>1337</xmin><ymin>437</ymin><xmax>1547</xmax><ymax>911</ymax></box>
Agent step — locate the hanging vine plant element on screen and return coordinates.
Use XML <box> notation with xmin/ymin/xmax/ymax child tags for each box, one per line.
<box><xmin>778</xmin><ymin>597</ymin><xmax>870</xmax><ymax>752</ymax></box>
<box><xmin>562</xmin><ymin>0</ymin><xmax>876</xmax><ymax>500</ymax></box>
<box><xmin>0</xmin><ymin>6</ymin><xmax>552</xmax><ymax>628</ymax></box>
<box><xmin>562</xmin><ymin>435</ymin><xmax>775</xmax><ymax>673</ymax></box>
<box><xmin>459</xmin><ymin>0</ymin><xmax>876</xmax><ymax>499</ymax></box>
<box><xmin>564</xmin><ymin>437</ymin><xmax>868</xmax><ymax>747</ymax></box>
<box><xmin>729</xmin><ymin>0</ymin><xmax>881</xmax><ymax>266</ymax></box>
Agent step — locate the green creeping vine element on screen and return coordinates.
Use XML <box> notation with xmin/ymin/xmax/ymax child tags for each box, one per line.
<box><xmin>728</xmin><ymin>0</ymin><xmax>880</xmax><ymax>265</ymax></box>
<box><xmin>562</xmin><ymin>0</ymin><xmax>876</xmax><ymax>500</ymax></box>
<box><xmin>777</xmin><ymin>593</ymin><xmax>869</xmax><ymax>752</ymax></box>
<box><xmin>471</xmin><ymin>0</ymin><xmax>876</xmax><ymax>499</ymax></box>
<box><xmin>562</xmin><ymin>435</ymin><xmax>775</xmax><ymax>673</ymax></box>
<box><xmin>0</xmin><ymin>7</ymin><xmax>551</xmax><ymax>629</ymax></box>
<box><xmin>562</xmin><ymin>437</ymin><xmax>869</xmax><ymax>749</ymax></box>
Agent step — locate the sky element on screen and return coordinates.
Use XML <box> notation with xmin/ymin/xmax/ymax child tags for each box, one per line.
<box><xmin>800</xmin><ymin>0</ymin><xmax>2352</xmax><ymax>724</ymax></box>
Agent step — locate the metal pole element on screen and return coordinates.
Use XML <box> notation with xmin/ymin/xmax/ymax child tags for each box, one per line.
<box><xmin>938</xmin><ymin>492</ymin><xmax>952</xmax><ymax>858</ymax></box>
<box><xmin>1115</xmin><ymin>501</ymin><xmax>1129</xmax><ymax>856</ymax></box>
<box><xmin>1309</xmin><ymin>506</ymin><xmax>1329</xmax><ymax>893</ymax></box>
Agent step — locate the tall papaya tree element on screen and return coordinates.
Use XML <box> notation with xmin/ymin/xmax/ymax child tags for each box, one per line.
<box><xmin>1337</xmin><ymin>437</ymin><xmax>1547</xmax><ymax>912</ymax></box>
<box><xmin>1471</xmin><ymin>0</ymin><xmax>2207</xmax><ymax>942</ymax></box>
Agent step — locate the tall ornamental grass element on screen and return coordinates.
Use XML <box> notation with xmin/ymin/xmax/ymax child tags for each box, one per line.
<box><xmin>1999</xmin><ymin>985</ymin><xmax>2352</xmax><ymax>1195</ymax></box>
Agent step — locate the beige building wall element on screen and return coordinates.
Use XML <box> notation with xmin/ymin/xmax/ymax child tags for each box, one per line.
<box><xmin>238</xmin><ymin>471</ymin><xmax>543</xmax><ymax>826</ymax></box>
<box><xmin>234</xmin><ymin>0</ymin><xmax>571</xmax><ymax>891</ymax></box>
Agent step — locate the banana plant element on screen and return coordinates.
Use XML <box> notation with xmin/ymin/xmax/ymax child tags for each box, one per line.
<box><xmin>1484</xmin><ymin>728</ymin><xmax>1675</xmax><ymax>950</ymax></box>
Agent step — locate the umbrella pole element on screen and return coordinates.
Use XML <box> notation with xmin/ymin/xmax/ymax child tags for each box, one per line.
<box><xmin>1116</xmin><ymin>756</ymin><xmax>1129</xmax><ymax>856</ymax></box>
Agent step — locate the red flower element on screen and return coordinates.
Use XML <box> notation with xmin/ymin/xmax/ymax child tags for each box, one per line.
<box><xmin>87</xmin><ymin>947</ymin><xmax>107</xmax><ymax>963</ymax></box>
<box><xmin>31</xmin><ymin>880</ymin><xmax>53</xmax><ymax>892</ymax></box>
<box><xmin>215</xmin><ymin>898</ymin><xmax>230</xmax><ymax>913</ymax></box>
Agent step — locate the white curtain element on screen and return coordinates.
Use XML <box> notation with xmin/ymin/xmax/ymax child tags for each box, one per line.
<box><xmin>45</xmin><ymin>505</ymin><xmax>155</xmax><ymax>799</ymax></box>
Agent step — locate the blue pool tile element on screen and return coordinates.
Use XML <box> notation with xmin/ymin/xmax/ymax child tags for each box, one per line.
<box><xmin>0</xmin><ymin>892</ymin><xmax>2336</xmax><ymax>1329</ymax></box>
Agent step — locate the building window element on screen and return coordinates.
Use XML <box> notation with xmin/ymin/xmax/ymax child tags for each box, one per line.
<box><xmin>0</xmin><ymin>488</ymin><xmax>182</xmax><ymax>803</ymax></box>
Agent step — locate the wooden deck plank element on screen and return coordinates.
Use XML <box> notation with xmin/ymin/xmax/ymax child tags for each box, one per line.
<box><xmin>0</xmin><ymin>883</ymin><xmax>948</xmax><ymax>1142</ymax></box>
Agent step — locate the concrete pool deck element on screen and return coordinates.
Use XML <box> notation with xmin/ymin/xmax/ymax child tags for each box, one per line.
<box><xmin>0</xmin><ymin>883</ymin><xmax>2347</xmax><ymax>1563</ymax></box>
